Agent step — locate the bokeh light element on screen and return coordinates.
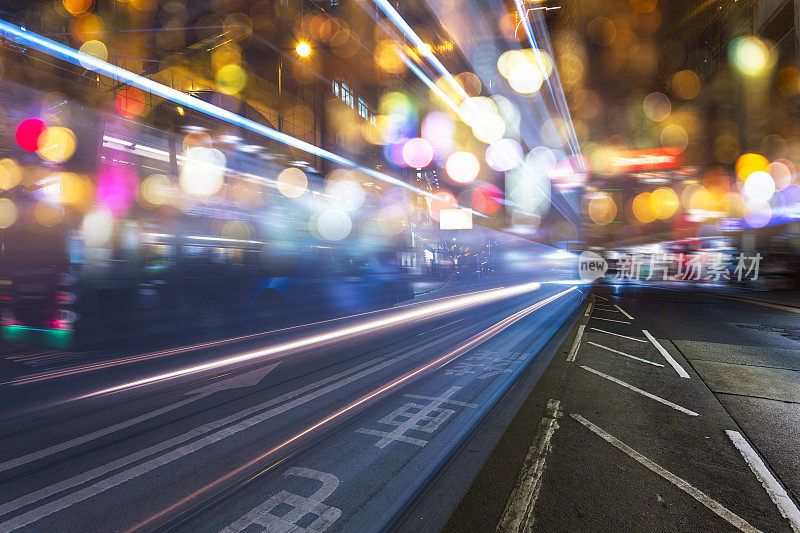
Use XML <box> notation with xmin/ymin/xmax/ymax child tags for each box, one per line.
<box><xmin>742</xmin><ymin>171</ymin><xmax>775</xmax><ymax>205</ymax></box>
<box><xmin>116</xmin><ymin>87</ymin><xmax>146</xmax><ymax>118</ymax></box>
<box><xmin>632</xmin><ymin>193</ymin><xmax>655</xmax><ymax>223</ymax></box>
<box><xmin>180</xmin><ymin>147</ymin><xmax>226</xmax><ymax>196</ymax></box>
<box><xmin>316</xmin><ymin>209</ymin><xmax>352</xmax><ymax>240</ymax></box>
<box><xmin>587</xmin><ymin>194</ymin><xmax>617</xmax><ymax>225</ymax></box>
<box><xmin>37</xmin><ymin>126</ymin><xmax>77</xmax><ymax>163</ymax></box>
<box><xmin>216</xmin><ymin>64</ymin><xmax>247</xmax><ymax>95</ymax></box>
<box><xmin>729</xmin><ymin>36</ymin><xmax>774</xmax><ymax>78</ymax></box>
<box><xmin>649</xmin><ymin>187</ymin><xmax>680</xmax><ymax>219</ymax></box>
<box><xmin>0</xmin><ymin>198</ymin><xmax>17</xmax><ymax>228</ymax></box>
<box><xmin>445</xmin><ymin>152</ymin><xmax>480</xmax><ymax>183</ymax></box>
<box><xmin>485</xmin><ymin>139</ymin><xmax>523</xmax><ymax>171</ymax></box>
<box><xmin>82</xmin><ymin>209</ymin><xmax>114</xmax><ymax>247</ymax></box>
<box><xmin>78</xmin><ymin>40</ymin><xmax>108</xmax><ymax>67</ymax></box>
<box><xmin>472</xmin><ymin>183</ymin><xmax>503</xmax><ymax>214</ymax></box>
<box><xmin>0</xmin><ymin>159</ymin><xmax>22</xmax><ymax>190</ymax></box>
<box><xmin>671</xmin><ymin>70</ymin><xmax>701</xmax><ymax>100</ymax></box>
<box><xmin>643</xmin><ymin>92</ymin><xmax>671</xmax><ymax>121</ymax></box>
<box><xmin>735</xmin><ymin>153</ymin><xmax>769</xmax><ymax>181</ymax></box>
<box><xmin>141</xmin><ymin>174</ymin><xmax>176</xmax><ymax>207</ymax></box>
<box><xmin>16</xmin><ymin>118</ymin><xmax>47</xmax><ymax>152</ymax></box>
<box><xmin>277</xmin><ymin>167</ymin><xmax>308</xmax><ymax>198</ymax></box>
<box><xmin>402</xmin><ymin>138</ymin><xmax>434</xmax><ymax>168</ymax></box>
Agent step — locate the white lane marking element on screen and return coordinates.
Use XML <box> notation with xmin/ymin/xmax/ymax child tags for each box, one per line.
<box><xmin>591</xmin><ymin>316</ymin><xmax>632</xmax><ymax>325</ymax></box>
<box><xmin>0</xmin><ymin>351</ymin><xmax>420</xmax><ymax>526</ymax></box>
<box><xmin>594</xmin><ymin>307</ymin><xmax>620</xmax><ymax>313</ymax></box>
<box><xmin>0</xmin><ymin>364</ymin><xmax>281</xmax><ymax>474</ymax></box>
<box><xmin>357</xmin><ymin>386</ymin><xmax>475</xmax><ymax>448</ymax></box>
<box><xmin>588</xmin><ymin>328</ymin><xmax>647</xmax><ymax>343</ymax></box>
<box><xmin>498</xmin><ymin>399</ymin><xmax>561</xmax><ymax>532</ymax></box>
<box><xmin>221</xmin><ymin>467</ymin><xmax>341</xmax><ymax>533</ymax></box>
<box><xmin>726</xmin><ymin>430</ymin><xmax>800</xmax><ymax>532</ymax></box>
<box><xmin>594</xmin><ymin>295</ymin><xmax>609</xmax><ymax>301</ymax></box>
<box><xmin>586</xmin><ymin>342</ymin><xmax>664</xmax><ymax>367</ymax></box>
<box><xmin>642</xmin><ymin>330</ymin><xmax>690</xmax><ymax>379</ymax></box>
<box><xmin>584</xmin><ymin>301</ymin><xmax>593</xmax><ymax>317</ymax></box>
<box><xmin>571</xmin><ymin>414</ymin><xmax>762</xmax><ymax>533</ymax></box>
<box><xmin>0</xmin><ymin>290</ymin><xmax>577</xmax><ymax>530</ymax></box>
<box><xmin>567</xmin><ymin>325</ymin><xmax>585</xmax><ymax>362</ymax></box>
<box><xmin>579</xmin><ymin>366</ymin><xmax>698</xmax><ymax>416</ymax></box>
<box><xmin>614</xmin><ymin>304</ymin><xmax>634</xmax><ymax>320</ymax></box>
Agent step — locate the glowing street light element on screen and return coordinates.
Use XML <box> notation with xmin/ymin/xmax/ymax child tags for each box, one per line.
<box><xmin>295</xmin><ymin>41</ymin><xmax>312</xmax><ymax>58</ymax></box>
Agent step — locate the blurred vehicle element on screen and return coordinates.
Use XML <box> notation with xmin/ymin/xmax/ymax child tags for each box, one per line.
<box><xmin>0</xmin><ymin>83</ymin><xmax>412</xmax><ymax>350</ymax></box>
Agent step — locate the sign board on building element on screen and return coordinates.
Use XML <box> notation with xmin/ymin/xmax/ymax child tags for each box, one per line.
<box><xmin>608</xmin><ymin>147</ymin><xmax>680</xmax><ymax>172</ymax></box>
<box><xmin>439</xmin><ymin>209</ymin><xmax>473</xmax><ymax>230</ymax></box>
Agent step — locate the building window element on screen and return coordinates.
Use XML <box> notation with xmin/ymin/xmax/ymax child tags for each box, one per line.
<box><xmin>332</xmin><ymin>80</ymin><xmax>339</xmax><ymax>97</ymax></box>
<box><xmin>340</xmin><ymin>83</ymin><xmax>354</xmax><ymax>108</ymax></box>
<box><xmin>358</xmin><ymin>97</ymin><xmax>368</xmax><ymax>119</ymax></box>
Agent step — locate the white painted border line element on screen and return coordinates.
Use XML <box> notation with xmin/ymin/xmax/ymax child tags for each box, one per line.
<box><xmin>594</xmin><ymin>306</ymin><xmax>619</xmax><ymax>312</ymax></box>
<box><xmin>584</xmin><ymin>301</ymin><xmax>594</xmax><ymax>317</ymax></box>
<box><xmin>591</xmin><ymin>316</ymin><xmax>631</xmax><ymax>325</ymax></box>
<box><xmin>580</xmin><ymin>366</ymin><xmax>698</xmax><ymax>416</ymax></box>
<box><xmin>587</xmin><ymin>342</ymin><xmax>664</xmax><ymax>367</ymax></box>
<box><xmin>589</xmin><ymin>328</ymin><xmax>647</xmax><ymax>343</ymax></box>
<box><xmin>567</xmin><ymin>325</ymin><xmax>585</xmax><ymax>362</ymax></box>
<box><xmin>614</xmin><ymin>304</ymin><xmax>634</xmax><ymax>320</ymax></box>
<box><xmin>642</xmin><ymin>330</ymin><xmax>690</xmax><ymax>379</ymax></box>
<box><xmin>571</xmin><ymin>414</ymin><xmax>761</xmax><ymax>533</ymax></box>
<box><xmin>594</xmin><ymin>295</ymin><xmax>609</xmax><ymax>301</ymax></box>
<box><xmin>726</xmin><ymin>430</ymin><xmax>800</xmax><ymax>532</ymax></box>
<box><xmin>498</xmin><ymin>399</ymin><xmax>561</xmax><ymax>531</ymax></box>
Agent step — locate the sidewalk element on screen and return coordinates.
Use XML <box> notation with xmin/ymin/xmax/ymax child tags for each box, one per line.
<box><xmin>634</xmin><ymin>279</ymin><xmax>800</xmax><ymax>311</ymax></box>
<box><xmin>445</xmin><ymin>290</ymin><xmax>799</xmax><ymax>532</ymax></box>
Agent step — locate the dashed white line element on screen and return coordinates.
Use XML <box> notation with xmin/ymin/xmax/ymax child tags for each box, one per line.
<box><xmin>726</xmin><ymin>430</ymin><xmax>800</xmax><ymax>532</ymax></box>
<box><xmin>586</xmin><ymin>342</ymin><xmax>664</xmax><ymax>367</ymax></box>
<box><xmin>498</xmin><ymin>399</ymin><xmax>562</xmax><ymax>531</ymax></box>
<box><xmin>614</xmin><ymin>304</ymin><xmax>634</xmax><ymax>320</ymax></box>
<box><xmin>579</xmin><ymin>366</ymin><xmax>698</xmax><ymax>416</ymax></box>
<box><xmin>591</xmin><ymin>317</ymin><xmax>632</xmax><ymax>325</ymax></box>
<box><xmin>567</xmin><ymin>325</ymin><xmax>585</xmax><ymax>362</ymax></box>
<box><xmin>584</xmin><ymin>301</ymin><xmax>594</xmax><ymax>317</ymax></box>
<box><xmin>571</xmin><ymin>414</ymin><xmax>761</xmax><ymax>533</ymax></box>
<box><xmin>588</xmin><ymin>328</ymin><xmax>647</xmax><ymax>343</ymax></box>
<box><xmin>642</xmin><ymin>330</ymin><xmax>690</xmax><ymax>379</ymax></box>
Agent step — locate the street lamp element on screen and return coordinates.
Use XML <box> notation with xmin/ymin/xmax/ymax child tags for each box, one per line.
<box><xmin>295</xmin><ymin>41</ymin><xmax>312</xmax><ymax>58</ymax></box>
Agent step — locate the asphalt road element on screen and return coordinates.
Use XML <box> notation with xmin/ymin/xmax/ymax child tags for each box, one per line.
<box><xmin>447</xmin><ymin>283</ymin><xmax>800</xmax><ymax>532</ymax></box>
<box><xmin>0</xmin><ymin>275</ymin><xmax>582</xmax><ymax>532</ymax></box>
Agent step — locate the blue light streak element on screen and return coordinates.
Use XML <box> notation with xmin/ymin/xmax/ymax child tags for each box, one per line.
<box><xmin>372</xmin><ymin>0</ymin><xmax>468</xmax><ymax>100</ymax></box>
<box><xmin>0</xmin><ymin>19</ymin><xmax>486</xmax><ymax>216</ymax></box>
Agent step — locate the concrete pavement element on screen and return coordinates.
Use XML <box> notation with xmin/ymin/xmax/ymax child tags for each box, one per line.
<box><xmin>447</xmin><ymin>285</ymin><xmax>800</xmax><ymax>532</ymax></box>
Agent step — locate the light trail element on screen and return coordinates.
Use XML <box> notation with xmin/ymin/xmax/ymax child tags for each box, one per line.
<box><xmin>3</xmin><ymin>285</ymin><xmax>512</xmax><ymax>387</ymax></box>
<box><xmin>78</xmin><ymin>281</ymin><xmax>545</xmax><ymax>398</ymax></box>
<box><xmin>396</xmin><ymin>48</ymin><xmax>466</xmax><ymax>120</ymax></box>
<box><xmin>512</xmin><ymin>0</ymin><xmax>581</xmax><ymax>158</ymax></box>
<box><xmin>130</xmin><ymin>286</ymin><xmax>578</xmax><ymax>532</ymax></box>
<box><xmin>371</xmin><ymin>0</ymin><xmax>468</xmax><ymax>100</ymax></box>
<box><xmin>0</xmin><ymin>19</ymin><xmax>483</xmax><ymax>217</ymax></box>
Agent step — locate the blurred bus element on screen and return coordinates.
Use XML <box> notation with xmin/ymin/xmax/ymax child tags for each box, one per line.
<box><xmin>0</xmin><ymin>82</ymin><xmax>412</xmax><ymax>350</ymax></box>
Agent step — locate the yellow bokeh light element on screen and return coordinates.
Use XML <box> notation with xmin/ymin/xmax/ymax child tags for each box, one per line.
<box><xmin>632</xmin><ymin>193</ymin><xmax>655</xmax><ymax>223</ymax></box>
<box><xmin>63</xmin><ymin>0</ymin><xmax>93</xmax><ymax>16</ymax></box>
<box><xmin>587</xmin><ymin>195</ymin><xmax>617</xmax><ymax>225</ymax></box>
<box><xmin>0</xmin><ymin>159</ymin><xmax>22</xmax><ymax>190</ymax></box>
<box><xmin>78</xmin><ymin>40</ymin><xmax>107</xmax><ymax>69</ymax></box>
<box><xmin>277</xmin><ymin>167</ymin><xmax>308</xmax><ymax>198</ymax></box>
<box><xmin>649</xmin><ymin>187</ymin><xmax>679</xmax><ymax>219</ymax></box>
<box><xmin>141</xmin><ymin>174</ymin><xmax>176</xmax><ymax>206</ymax></box>
<box><xmin>215</xmin><ymin>64</ymin><xmax>247</xmax><ymax>95</ymax></box>
<box><xmin>735</xmin><ymin>153</ymin><xmax>769</xmax><ymax>181</ymax></box>
<box><xmin>34</xmin><ymin>202</ymin><xmax>65</xmax><ymax>227</ymax></box>
<box><xmin>37</xmin><ymin>127</ymin><xmax>77</xmax><ymax>163</ymax></box>
<box><xmin>0</xmin><ymin>198</ymin><xmax>17</xmax><ymax>228</ymax></box>
<box><xmin>671</xmin><ymin>70</ymin><xmax>701</xmax><ymax>100</ymax></box>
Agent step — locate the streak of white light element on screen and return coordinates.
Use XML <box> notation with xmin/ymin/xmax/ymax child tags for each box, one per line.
<box><xmin>79</xmin><ymin>281</ymin><xmax>545</xmax><ymax>398</ymax></box>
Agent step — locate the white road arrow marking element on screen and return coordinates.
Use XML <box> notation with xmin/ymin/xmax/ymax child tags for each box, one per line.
<box><xmin>0</xmin><ymin>363</ymin><xmax>280</xmax><ymax>474</ymax></box>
